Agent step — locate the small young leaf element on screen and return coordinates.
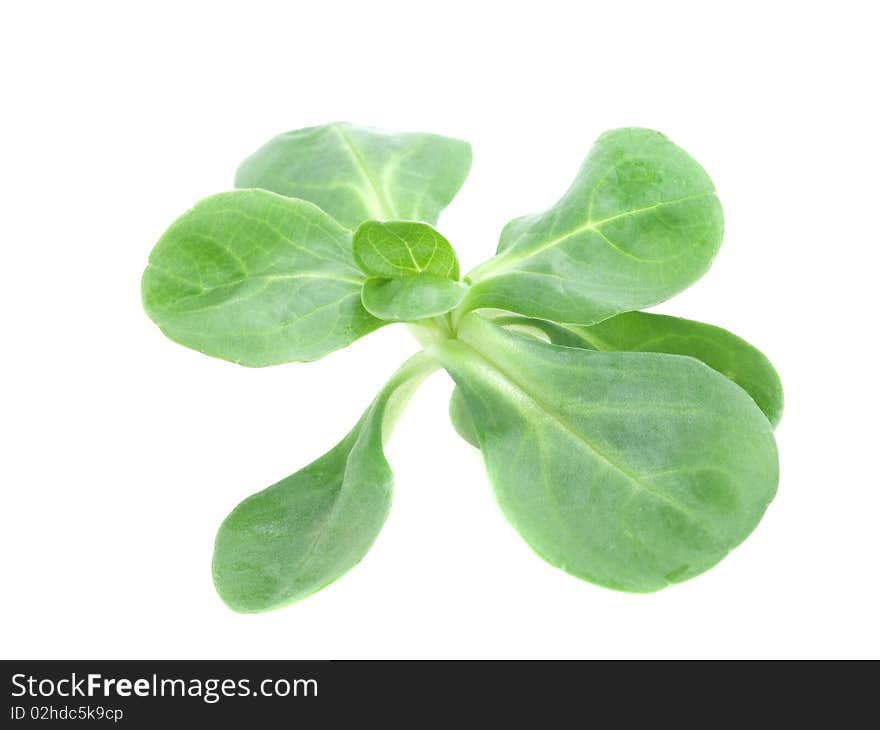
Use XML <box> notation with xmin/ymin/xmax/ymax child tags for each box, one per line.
<box><xmin>235</xmin><ymin>122</ymin><xmax>472</xmax><ymax>230</ymax></box>
<box><xmin>464</xmin><ymin>128</ymin><xmax>723</xmax><ymax>325</ymax></box>
<box><xmin>353</xmin><ymin>220</ymin><xmax>465</xmax><ymax>322</ymax></box>
<box><xmin>362</xmin><ymin>276</ymin><xmax>468</xmax><ymax>322</ymax></box>
<box><xmin>432</xmin><ymin>315</ymin><xmax>778</xmax><ymax>592</ymax></box>
<box><xmin>141</xmin><ymin>189</ymin><xmax>381</xmax><ymax>366</ymax></box>
<box><xmin>353</xmin><ymin>220</ymin><xmax>459</xmax><ymax>279</ymax></box>
<box><xmin>212</xmin><ymin>353</ymin><xmax>438</xmax><ymax>612</ymax></box>
<box><xmin>450</xmin><ymin>311</ymin><xmax>784</xmax><ymax>429</ymax></box>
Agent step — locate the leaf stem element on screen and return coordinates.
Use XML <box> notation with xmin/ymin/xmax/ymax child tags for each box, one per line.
<box><xmin>407</xmin><ymin>314</ymin><xmax>455</xmax><ymax>349</ymax></box>
<box><xmin>377</xmin><ymin>351</ymin><xmax>441</xmax><ymax>444</ymax></box>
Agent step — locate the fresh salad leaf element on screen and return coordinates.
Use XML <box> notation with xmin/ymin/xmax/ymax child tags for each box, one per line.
<box><xmin>353</xmin><ymin>220</ymin><xmax>459</xmax><ymax>279</ymax></box>
<box><xmin>353</xmin><ymin>220</ymin><xmax>466</xmax><ymax>321</ymax></box>
<box><xmin>235</xmin><ymin>122</ymin><xmax>472</xmax><ymax>230</ymax></box>
<box><xmin>362</xmin><ymin>276</ymin><xmax>468</xmax><ymax>322</ymax></box>
<box><xmin>449</xmin><ymin>311</ymin><xmax>784</xmax><ymax>442</ymax></box>
<box><xmin>142</xmin><ymin>189</ymin><xmax>380</xmax><ymax>366</ymax></box>
<box><xmin>213</xmin><ymin>353</ymin><xmax>437</xmax><ymax>612</ymax></box>
<box><xmin>464</xmin><ymin>128</ymin><xmax>723</xmax><ymax>325</ymax></box>
<box><xmin>432</xmin><ymin>315</ymin><xmax>778</xmax><ymax>591</ymax></box>
<box><xmin>558</xmin><ymin>312</ymin><xmax>783</xmax><ymax>427</ymax></box>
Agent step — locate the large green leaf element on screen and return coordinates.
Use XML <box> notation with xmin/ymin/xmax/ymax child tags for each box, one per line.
<box><xmin>235</xmin><ymin>122</ymin><xmax>472</xmax><ymax>230</ymax></box>
<box><xmin>353</xmin><ymin>220</ymin><xmax>459</xmax><ymax>279</ymax></box>
<box><xmin>433</xmin><ymin>314</ymin><xmax>778</xmax><ymax>592</ymax></box>
<box><xmin>559</xmin><ymin>312</ymin><xmax>783</xmax><ymax>427</ymax></box>
<box><xmin>212</xmin><ymin>353</ymin><xmax>438</xmax><ymax>612</ymax></box>
<box><xmin>141</xmin><ymin>189</ymin><xmax>381</xmax><ymax>366</ymax></box>
<box><xmin>449</xmin><ymin>312</ymin><xmax>783</xmax><ymax>439</ymax></box>
<box><xmin>464</xmin><ymin>128</ymin><xmax>723</xmax><ymax>324</ymax></box>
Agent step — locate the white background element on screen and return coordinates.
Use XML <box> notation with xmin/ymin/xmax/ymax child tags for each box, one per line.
<box><xmin>2</xmin><ymin>1</ymin><xmax>878</xmax><ymax>659</ymax></box>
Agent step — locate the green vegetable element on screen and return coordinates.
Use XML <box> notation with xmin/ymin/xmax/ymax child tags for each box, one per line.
<box><xmin>235</xmin><ymin>122</ymin><xmax>472</xmax><ymax>230</ymax></box>
<box><xmin>143</xmin><ymin>123</ymin><xmax>782</xmax><ymax>611</ymax></box>
<box><xmin>353</xmin><ymin>220</ymin><xmax>469</xmax><ymax>321</ymax></box>
<box><xmin>361</xmin><ymin>276</ymin><xmax>468</xmax><ymax>322</ymax></box>
<box><xmin>463</xmin><ymin>128</ymin><xmax>723</xmax><ymax>325</ymax></box>
<box><xmin>353</xmin><ymin>220</ymin><xmax>459</xmax><ymax>279</ymax></box>
<box><xmin>432</xmin><ymin>315</ymin><xmax>777</xmax><ymax>591</ymax></box>
<box><xmin>449</xmin><ymin>311</ymin><xmax>784</xmax><ymax>445</ymax></box>
<box><xmin>213</xmin><ymin>353</ymin><xmax>437</xmax><ymax>612</ymax></box>
<box><xmin>141</xmin><ymin>190</ymin><xmax>380</xmax><ymax>366</ymax></box>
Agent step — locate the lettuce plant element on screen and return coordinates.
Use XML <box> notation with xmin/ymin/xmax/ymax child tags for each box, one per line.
<box><xmin>142</xmin><ymin>123</ymin><xmax>782</xmax><ymax>612</ymax></box>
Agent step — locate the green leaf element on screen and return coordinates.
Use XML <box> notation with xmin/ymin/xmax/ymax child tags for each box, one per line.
<box><xmin>212</xmin><ymin>353</ymin><xmax>438</xmax><ymax>612</ymax></box>
<box><xmin>362</xmin><ymin>276</ymin><xmax>468</xmax><ymax>322</ymax></box>
<box><xmin>141</xmin><ymin>189</ymin><xmax>382</xmax><ymax>366</ymax></box>
<box><xmin>464</xmin><ymin>128</ymin><xmax>723</xmax><ymax>324</ymax></box>
<box><xmin>560</xmin><ymin>312</ymin><xmax>783</xmax><ymax>427</ymax></box>
<box><xmin>353</xmin><ymin>220</ymin><xmax>459</xmax><ymax>279</ymax></box>
<box><xmin>235</xmin><ymin>122</ymin><xmax>473</xmax><ymax>230</ymax></box>
<box><xmin>451</xmin><ymin>311</ymin><xmax>784</xmax><ymax>428</ymax></box>
<box><xmin>432</xmin><ymin>314</ymin><xmax>778</xmax><ymax>592</ymax></box>
<box><xmin>353</xmin><ymin>220</ymin><xmax>466</xmax><ymax>322</ymax></box>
